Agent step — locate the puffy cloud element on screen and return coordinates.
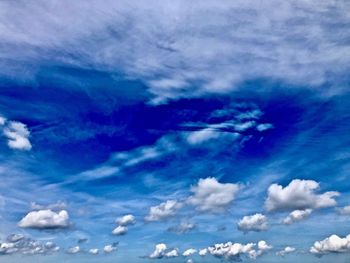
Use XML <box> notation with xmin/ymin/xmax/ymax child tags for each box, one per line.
<box><xmin>237</xmin><ymin>213</ymin><xmax>268</xmax><ymax>233</ymax></box>
<box><xmin>104</xmin><ymin>244</ymin><xmax>117</xmax><ymax>253</ymax></box>
<box><xmin>149</xmin><ymin>243</ymin><xmax>167</xmax><ymax>259</ymax></box>
<box><xmin>207</xmin><ymin>240</ymin><xmax>272</xmax><ymax>261</ymax></box>
<box><xmin>256</xmin><ymin>123</ymin><xmax>274</xmax><ymax>132</ymax></box>
<box><xmin>283</xmin><ymin>209</ymin><xmax>312</xmax><ymax>225</ymax></box>
<box><xmin>183</xmin><ymin>248</ymin><xmax>197</xmax><ymax>257</ymax></box>
<box><xmin>67</xmin><ymin>246</ymin><xmax>80</xmax><ymax>254</ymax></box>
<box><xmin>112</xmin><ymin>225</ymin><xmax>128</xmax><ymax>235</ymax></box>
<box><xmin>18</xmin><ymin>210</ymin><xmax>69</xmax><ymax>229</ymax></box>
<box><xmin>116</xmin><ymin>214</ymin><xmax>136</xmax><ymax>226</ymax></box>
<box><xmin>3</xmin><ymin>121</ymin><xmax>32</xmax><ymax>150</ymax></box>
<box><xmin>168</xmin><ymin>222</ymin><xmax>196</xmax><ymax>234</ymax></box>
<box><xmin>0</xmin><ymin>116</ymin><xmax>6</xmax><ymax>125</ymax></box>
<box><xmin>310</xmin><ymin>234</ymin><xmax>350</xmax><ymax>255</ymax></box>
<box><xmin>265</xmin><ymin>179</ymin><xmax>339</xmax><ymax>212</ymax></box>
<box><xmin>337</xmin><ymin>205</ymin><xmax>350</xmax><ymax>216</ymax></box>
<box><xmin>276</xmin><ymin>246</ymin><xmax>296</xmax><ymax>257</ymax></box>
<box><xmin>89</xmin><ymin>248</ymin><xmax>99</xmax><ymax>255</ymax></box>
<box><xmin>186</xmin><ymin>260</ymin><xmax>194</xmax><ymax>263</ymax></box>
<box><xmin>145</xmin><ymin>200</ymin><xmax>182</xmax><ymax>221</ymax></box>
<box><xmin>187</xmin><ymin>177</ymin><xmax>240</xmax><ymax>213</ymax></box>
<box><xmin>165</xmin><ymin>249</ymin><xmax>179</xmax><ymax>258</ymax></box>
<box><xmin>199</xmin><ymin>248</ymin><xmax>208</xmax><ymax>256</ymax></box>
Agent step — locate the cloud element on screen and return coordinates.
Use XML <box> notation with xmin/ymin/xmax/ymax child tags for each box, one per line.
<box><xmin>199</xmin><ymin>248</ymin><xmax>208</xmax><ymax>256</ymax></box>
<box><xmin>1</xmin><ymin>1</ymin><xmax>350</xmax><ymax>102</ymax></box>
<box><xmin>112</xmin><ymin>225</ymin><xmax>128</xmax><ymax>235</ymax></box>
<box><xmin>18</xmin><ymin>209</ymin><xmax>69</xmax><ymax>229</ymax></box>
<box><xmin>67</xmin><ymin>246</ymin><xmax>80</xmax><ymax>254</ymax></box>
<box><xmin>145</xmin><ymin>200</ymin><xmax>182</xmax><ymax>221</ymax></box>
<box><xmin>168</xmin><ymin>221</ymin><xmax>196</xmax><ymax>234</ymax></box>
<box><xmin>116</xmin><ymin>214</ymin><xmax>136</xmax><ymax>226</ymax></box>
<box><xmin>256</xmin><ymin>123</ymin><xmax>274</xmax><ymax>132</ymax></box>
<box><xmin>237</xmin><ymin>213</ymin><xmax>268</xmax><ymax>232</ymax></box>
<box><xmin>187</xmin><ymin>177</ymin><xmax>240</xmax><ymax>213</ymax></box>
<box><xmin>165</xmin><ymin>249</ymin><xmax>179</xmax><ymax>258</ymax></box>
<box><xmin>89</xmin><ymin>248</ymin><xmax>99</xmax><ymax>255</ymax></box>
<box><xmin>265</xmin><ymin>179</ymin><xmax>339</xmax><ymax>212</ymax></box>
<box><xmin>310</xmin><ymin>234</ymin><xmax>350</xmax><ymax>255</ymax></box>
<box><xmin>30</xmin><ymin>201</ymin><xmax>67</xmax><ymax>211</ymax></box>
<box><xmin>3</xmin><ymin>121</ymin><xmax>32</xmax><ymax>150</ymax></box>
<box><xmin>336</xmin><ymin>205</ymin><xmax>350</xmax><ymax>215</ymax></box>
<box><xmin>149</xmin><ymin>243</ymin><xmax>167</xmax><ymax>259</ymax></box>
<box><xmin>276</xmin><ymin>246</ymin><xmax>296</xmax><ymax>257</ymax></box>
<box><xmin>283</xmin><ymin>209</ymin><xmax>312</xmax><ymax>225</ymax></box>
<box><xmin>207</xmin><ymin>240</ymin><xmax>272</xmax><ymax>261</ymax></box>
<box><xmin>183</xmin><ymin>248</ymin><xmax>197</xmax><ymax>257</ymax></box>
<box><xmin>104</xmin><ymin>244</ymin><xmax>117</xmax><ymax>253</ymax></box>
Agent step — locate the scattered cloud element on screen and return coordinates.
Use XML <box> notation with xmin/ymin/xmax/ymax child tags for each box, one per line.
<box><xmin>145</xmin><ymin>200</ymin><xmax>182</xmax><ymax>221</ymax></box>
<box><xmin>283</xmin><ymin>209</ymin><xmax>312</xmax><ymax>225</ymax></box>
<box><xmin>183</xmin><ymin>248</ymin><xmax>197</xmax><ymax>257</ymax></box>
<box><xmin>310</xmin><ymin>234</ymin><xmax>350</xmax><ymax>255</ymax></box>
<box><xmin>165</xmin><ymin>249</ymin><xmax>179</xmax><ymax>258</ymax></box>
<box><xmin>18</xmin><ymin>209</ymin><xmax>69</xmax><ymax>229</ymax></box>
<box><xmin>67</xmin><ymin>246</ymin><xmax>80</xmax><ymax>254</ymax></box>
<box><xmin>237</xmin><ymin>213</ymin><xmax>268</xmax><ymax>233</ymax></box>
<box><xmin>88</xmin><ymin>248</ymin><xmax>99</xmax><ymax>255</ymax></box>
<box><xmin>276</xmin><ymin>246</ymin><xmax>296</xmax><ymax>257</ymax></box>
<box><xmin>112</xmin><ymin>225</ymin><xmax>128</xmax><ymax>235</ymax></box>
<box><xmin>30</xmin><ymin>201</ymin><xmax>67</xmax><ymax>211</ymax></box>
<box><xmin>265</xmin><ymin>179</ymin><xmax>339</xmax><ymax>212</ymax></box>
<box><xmin>2</xmin><ymin>120</ymin><xmax>32</xmax><ymax>150</ymax></box>
<box><xmin>187</xmin><ymin>177</ymin><xmax>240</xmax><ymax>213</ymax></box>
<box><xmin>168</xmin><ymin>221</ymin><xmax>196</xmax><ymax>234</ymax></box>
<box><xmin>104</xmin><ymin>244</ymin><xmax>117</xmax><ymax>253</ymax></box>
<box><xmin>336</xmin><ymin>205</ymin><xmax>350</xmax><ymax>216</ymax></box>
<box><xmin>116</xmin><ymin>214</ymin><xmax>136</xmax><ymax>226</ymax></box>
<box><xmin>149</xmin><ymin>243</ymin><xmax>167</xmax><ymax>259</ymax></box>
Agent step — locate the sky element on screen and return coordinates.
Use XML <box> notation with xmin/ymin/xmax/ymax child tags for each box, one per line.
<box><xmin>0</xmin><ymin>0</ymin><xmax>350</xmax><ymax>262</ymax></box>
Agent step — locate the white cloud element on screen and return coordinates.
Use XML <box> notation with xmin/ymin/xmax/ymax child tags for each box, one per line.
<box><xmin>30</xmin><ymin>201</ymin><xmax>67</xmax><ymax>211</ymax></box>
<box><xmin>1</xmin><ymin>1</ymin><xmax>349</xmax><ymax>102</ymax></box>
<box><xmin>112</xmin><ymin>225</ymin><xmax>128</xmax><ymax>235</ymax></box>
<box><xmin>18</xmin><ymin>210</ymin><xmax>69</xmax><ymax>229</ymax></box>
<box><xmin>183</xmin><ymin>248</ymin><xmax>197</xmax><ymax>257</ymax></box>
<box><xmin>207</xmin><ymin>240</ymin><xmax>272</xmax><ymax>260</ymax></box>
<box><xmin>265</xmin><ymin>179</ymin><xmax>339</xmax><ymax>212</ymax></box>
<box><xmin>187</xmin><ymin>177</ymin><xmax>240</xmax><ymax>213</ymax></box>
<box><xmin>283</xmin><ymin>209</ymin><xmax>312</xmax><ymax>225</ymax></box>
<box><xmin>149</xmin><ymin>243</ymin><xmax>167</xmax><ymax>259</ymax></box>
<box><xmin>256</xmin><ymin>123</ymin><xmax>274</xmax><ymax>132</ymax></box>
<box><xmin>0</xmin><ymin>116</ymin><xmax>6</xmax><ymax>125</ymax></box>
<box><xmin>165</xmin><ymin>249</ymin><xmax>179</xmax><ymax>258</ymax></box>
<box><xmin>104</xmin><ymin>244</ymin><xmax>117</xmax><ymax>253</ymax></box>
<box><xmin>67</xmin><ymin>246</ymin><xmax>80</xmax><ymax>254</ymax></box>
<box><xmin>3</xmin><ymin>121</ymin><xmax>32</xmax><ymax>150</ymax></box>
<box><xmin>276</xmin><ymin>246</ymin><xmax>296</xmax><ymax>257</ymax></box>
<box><xmin>145</xmin><ymin>200</ymin><xmax>182</xmax><ymax>221</ymax></box>
<box><xmin>116</xmin><ymin>214</ymin><xmax>136</xmax><ymax>226</ymax></box>
<box><xmin>89</xmin><ymin>248</ymin><xmax>99</xmax><ymax>255</ymax></box>
<box><xmin>199</xmin><ymin>248</ymin><xmax>208</xmax><ymax>256</ymax></box>
<box><xmin>168</xmin><ymin>221</ymin><xmax>196</xmax><ymax>234</ymax></box>
<box><xmin>337</xmin><ymin>205</ymin><xmax>350</xmax><ymax>215</ymax></box>
<box><xmin>310</xmin><ymin>234</ymin><xmax>350</xmax><ymax>255</ymax></box>
<box><xmin>237</xmin><ymin>213</ymin><xmax>268</xmax><ymax>232</ymax></box>
<box><xmin>186</xmin><ymin>128</ymin><xmax>221</xmax><ymax>145</ymax></box>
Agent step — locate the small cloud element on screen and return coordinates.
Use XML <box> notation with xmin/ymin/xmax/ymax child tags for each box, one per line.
<box><xmin>3</xmin><ymin>121</ymin><xmax>32</xmax><ymax>150</ymax></box>
<box><xmin>336</xmin><ymin>205</ymin><xmax>350</xmax><ymax>216</ymax></box>
<box><xmin>183</xmin><ymin>248</ymin><xmax>197</xmax><ymax>257</ymax></box>
<box><xmin>149</xmin><ymin>243</ymin><xmax>167</xmax><ymax>259</ymax></box>
<box><xmin>112</xmin><ymin>225</ymin><xmax>128</xmax><ymax>235</ymax></box>
<box><xmin>116</xmin><ymin>214</ymin><xmax>136</xmax><ymax>226</ymax></box>
<box><xmin>104</xmin><ymin>244</ymin><xmax>117</xmax><ymax>253</ymax></box>
<box><xmin>145</xmin><ymin>200</ymin><xmax>182</xmax><ymax>222</ymax></box>
<box><xmin>310</xmin><ymin>234</ymin><xmax>350</xmax><ymax>255</ymax></box>
<box><xmin>187</xmin><ymin>177</ymin><xmax>240</xmax><ymax>213</ymax></box>
<box><xmin>283</xmin><ymin>209</ymin><xmax>312</xmax><ymax>225</ymax></box>
<box><xmin>165</xmin><ymin>248</ymin><xmax>179</xmax><ymax>258</ymax></box>
<box><xmin>18</xmin><ymin>210</ymin><xmax>69</xmax><ymax>229</ymax></box>
<box><xmin>89</xmin><ymin>248</ymin><xmax>99</xmax><ymax>255</ymax></box>
<box><xmin>168</xmin><ymin>222</ymin><xmax>196</xmax><ymax>234</ymax></box>
<box><xmin>30</xmin><ymin>201</ymin><xmax>67</xmax><ymax>211</ymax></box>
<box><xmin>276</xmin><ymin>246</ymin><xmax>296</xmax><ymax>257</ymax></box>
<box><xmin>265</xmin><ymin>179</ymin><xmax>339</xmax><ymax>212</ymax></box>
<box><xmin>237</xmin><ymin>213</ymin><xmax>268</xmax><ymax>233</ymax></box>
<box><xmin>67</xmin><ymin>246</ymin><xmax>80</xmax><ymax>254</ymax></box>
<box><xmin>256</xmin><ymin>123</ymin><xmax>274</xmax><ymax>132</ymax></box>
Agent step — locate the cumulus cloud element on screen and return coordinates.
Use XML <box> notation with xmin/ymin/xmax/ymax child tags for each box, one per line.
<box><xmin>145</xmin><ymin>200</ymin><xmax>182</xmax><ymax>221</ymax></box>
<box><xmin>89</xmin><ymin>248</ymin><xmax>99</xmax><ymax>255</ymax></box>
<box><xmin>336</xmin><ymin>205</ymin><xmax>350</xmax><ymax>216</ymax></box>
<box><xmin>265</xmin><ymin>179</ymin><xmax>339</xmax><ymax>212</ymax></box>
<box><xmin>18</xmin><ymin>210</ymin><xmax>69</xmax><ymax>229</ymax></box>
<box><xmin>67</xmin><ymin>246</ymin><xmax>80</xmax><ymax>254</ymax></box>
<box><xmin>149</xmin><ymin>243</ymin><xmax>167</xmax><ymax>259</ymax></box>
<box><xmin>207</xmin><ymin>240</ymin><xmax>272</xmax><ymax>261</ymax></box>
<box><xmin>187</xmin><ymin>177</ymin><xmax>240</xmax><ymax>213</ymax></box>
<box><xmin>1</xmin><ymin>1</ymin><xmax>350</xmax><ymax>102</ymax></box>
<box><xmin>199</xmin><ymin>248</ymin><xmax>208</xmax><ymax>256</ymax></box>
<box><xmin>283</xmin><ymin>209</ymin><xmax>312</xmax><ymax>225</ymax></box>
<box><xmin>3</xmin><ymin>121</ymin><xmax>32</xmax><ymax>150</ymax></box>
<box><xmin>112</xmin><ymin>225</ymin><xmax>128</xmax><ymax>235</ymax></box>
<box><xmin>183</xmin><ymin>248</ymin><xmax>197</xmax><ymax>257</ymax></box>
<box><xmin>276</xmin><ymin>246</ymin><xmax>296</xmax><ymax>257</ymax></box>
<box><xmin>116</xmin><ymin>214</ymin><xmax>136</xmax><ymax>226</ymax></box>
<box><xmin>165</xmin><ymin>249</ymin><xmax>179</xmax><ymax>258</ymax></box>
<box><xmin>237</xmin><ymin>213</ymin><xmax>268</xmax><ymax>233</ymax></box>
<box><xmin>104</xmin><ymin>244</ymin><xmax>117</xmax><ymax>253</ymax></box>
<box><xmin>310</xmin><ymin>234</ymin><xmax>350</xmax><ymax>255</ymax></box>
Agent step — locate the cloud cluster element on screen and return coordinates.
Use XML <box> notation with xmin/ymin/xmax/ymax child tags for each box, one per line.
<box><xmin>310</xmin><ymin>234</ymin><xmax>350</xmax><ymax>255</ymax></box>
<box><xmin>1</xmin><ymin>1</ymin><xmax>350</xmax><ymax>102</ymax></box>
<box><xmin>265</xmin><ymin>179</ymin><xmax>339</xmax><ymax>212</ymax></box>
<box><xmin>187</xmin><ymin>177</ymin><xmax>240</xmax><ymax>213</ymax></box>
<box><xmin>145</xmin><ymin>200</ymin><xmax>182</xmax><ymax>221</ymax></box>
<box><xmin>112</xmin><ymin>214</ymin><xmax>136</xmax><ymax>235</ymax></box>
<box><xmin>18</xmin><ymin>209</ymin><xmax>69</xmax><ymax>229</ymax></box>
<box><xmin>283</xmin><ymin>209</ymin><xmax>312</xmax><ymax>225</ymax></box>
<box><xmin>0</xmin><ymin>234</ymin><xmax>59</xmax><ymax>255</ymax></box>
<box><xmin>237</xmin><ymin>213</ymin><xmax>268</xmax><ymax>232</ymax></box>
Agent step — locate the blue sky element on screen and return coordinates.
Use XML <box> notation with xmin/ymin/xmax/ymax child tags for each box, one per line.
<box><xmin>0</xmin><ymin>1</ymin><xmax>350</xmax><ymax>262</ymax></box>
